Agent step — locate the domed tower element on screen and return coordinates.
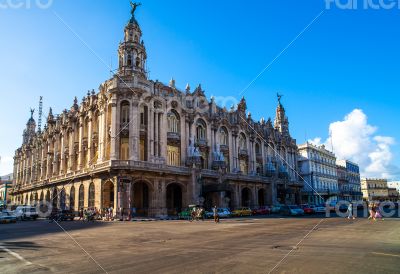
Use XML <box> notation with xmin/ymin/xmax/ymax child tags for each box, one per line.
<box><xmin>118</xmin><ymin>2</ymin><xmax>147</xmax><ymax>78</ymax></box>
<box><xmin>274</xmin><ymin>93</ymin><xmax>289</xmax><ymax>135</ymax></box>
<box><xmin>22</xmin><ymin>109</ymin><xmax>36</xmax><ymax>144</ymax></box>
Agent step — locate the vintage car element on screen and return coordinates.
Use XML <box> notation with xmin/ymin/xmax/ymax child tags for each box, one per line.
<box><xmin>0</xmin><ymin>211</ymin><xmax>17</xmax><ymax>224</ymax></box>
<box><xmin>231</xmin><ymin>207</ymin><xmax>252</xmax><ymax>217</ymax></box>
<box><xmin>14</xmin><ymin>206</ymin><xmax>39</xmax><ymax>221</ymax></box>
<box><xmin>252</xmin><ymin>206</ymin><xmax>271</xmax><ymax>215</ymax></box>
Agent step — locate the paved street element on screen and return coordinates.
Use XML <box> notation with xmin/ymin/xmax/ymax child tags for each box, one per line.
<box><xmin>0</xmin><ymin>217</ymin><xmax>399</xmax><ymax>274</ymax></box>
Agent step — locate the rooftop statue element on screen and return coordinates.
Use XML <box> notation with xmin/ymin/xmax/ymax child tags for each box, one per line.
<box><xmin>130</xmin><ymin>1</ymin><xmax>141</xmax><ymax>16</ymax></box>
<box><xmin>277</xmin><ymin>93</ymin><xmax>283</xmax><ymax>104</ymax></box>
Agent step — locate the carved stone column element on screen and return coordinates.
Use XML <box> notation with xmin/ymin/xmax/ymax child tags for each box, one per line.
<box><xmin>130</xmin><ymin>101</ymin><xmax>139</xmax><ymax>160</ymax></box>
<box><xmin>110</xmin><ymin>101</ymin><xmax>118</xmax><ymax>160</ymax></box>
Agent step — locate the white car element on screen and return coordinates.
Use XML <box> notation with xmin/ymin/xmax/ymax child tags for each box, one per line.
<box><xmin>280</xmin><ymin>205</ymin><xmax>304</xmax><ymax>216</ymax></box>
<box><xmin>205</xmin><ymin>208</ymin><xmax>231</xmax><ymax>218</ymax></box>
<box><xmin>271</xmin><ymin>204</ymin><xmax>283</xmax><ymax>214</ymax></box>
<box><xmin>310</xmin><ymin>205</ymin><xmax>326</xmax><ymax>214</ymax></box>
<box><xmin>14</xmin><ymin>206</ymin><xmax>39</xmax><ymax>220</ymax></box>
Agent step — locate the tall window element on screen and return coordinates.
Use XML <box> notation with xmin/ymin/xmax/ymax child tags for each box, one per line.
<box><xmin>127</xmin><ymin>54</ymin><xmax>132</xmax><ymax>67</ymax></box>
<box><xmin>167</xmin><ymin>145</ymin><xmax>180</xmax><ymax>166</ymax></box>
<box><xmin>255</xmin><ymin>142</ymin><xmax>261</xmax><ymax>154</ymax></box>
<box><xmin>167</xmin><ymin>111</ymin><xmax>180</xmax><ymax>133</ymax></box>
<box><xmin>88</xmin><ymin>183</ymin><xmax>95</xmax><ymax>208</ymax></box>
<box><xmin>219</xmin><ymin>127</ymin><xmax>228</xmax><ymax>145</ymax></box>
<box><xmin>120</xmin><ymin>101</ymin><xmax>130</xmax><ymax>124</ymax></box>
<box><xmin>70</xmin><ymin>186</ymin><xmax>75</xmax><ymax>211</ymax></box>
<box><xmin>120</xmin><ymin>138</ymin><xmax>129</xmax><ymax>160</ymax></box>
<box><xmin>78</xmin><ymin>184</ymin><xmax>84</xmax><ymax>209</ymax></box>
<box><xmin>239</xmin><ymin>133</ymin><xmax>247</xmax><ymax>150</ymax></box>
<box><xmin>196</xmin><ymin>120</ymin><xmax>206</xmax><ymax>141</ymax></box>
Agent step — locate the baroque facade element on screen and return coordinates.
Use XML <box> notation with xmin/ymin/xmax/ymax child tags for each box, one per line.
<box><xmin>11</xmin><ymin>6</ymin><xmax>301</xmax><ymax>217</ymax></box>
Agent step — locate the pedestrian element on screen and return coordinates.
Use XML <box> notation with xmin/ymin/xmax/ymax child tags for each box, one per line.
<box><xmin>190</xmin><ymin>206</ymin><xmax>197</xmax><ymax>222</ymax></box>
<box><xmin>368</xmin><ymin>202</ymin><xmax>375</xmax><ymax>220</ymax></box>
<box><xmin>78</xmin><ymin>208</ymin><xmax>84</xmax><ymax>221</ymax></box>
<box><xmin>213</xmin><ymin>206</ymin><xmax>219</xmax><ymax>223</ymax></box>
<box><xmin>374</xmin><ymin>203</ymin><xmax>383</xmax><ymax>221</ymax></box>
<box><xmin>109</xmin><ymin>207</ymin><xmax>113</xmax><ymax>221</ymax></box>
<box><xmin>347</xmin><ymin>203</ymin><xmax>355</xmax><ymax>219</ymax></box>
<box><xmin>131</xmin><ymin>207</ymin><xmax>136</xmax><ymax>220</ymax></box>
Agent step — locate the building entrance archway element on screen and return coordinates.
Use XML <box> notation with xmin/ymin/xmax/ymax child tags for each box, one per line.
<box><xmin>131</xmin><ymin>181</ymin><xmax>150</xmax><ymax>217</ymax></box>
<box><xmin>258</xmin><ymin>189</ymin><xmax>265</xmax><ymax>206</ymax></box>
<box><xmin>241</xmin><ymin>187</ymin><xmax>252</xmax><ymax>207</ymax></box>
<box><xmin>102</xmin><ymin>181</ymin><xmax>115</xmax><ymax>209</ymax></box>
<box><xmin>166</xmin><ymin>183</ymin><xmax>183</xmax><ymax>216</ymax></box>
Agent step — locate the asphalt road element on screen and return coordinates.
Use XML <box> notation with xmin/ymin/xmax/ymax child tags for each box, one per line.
<box><xmin>0</xmin><ymin>217</ymin><xmax>399</xmax><ymax>274</ymax></box>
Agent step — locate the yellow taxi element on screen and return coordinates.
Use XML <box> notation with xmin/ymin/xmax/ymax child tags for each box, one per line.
<box><xmin>231</xmin><ymin>207</ymin><xmax>252</xmax><ymax>217</ymax></box>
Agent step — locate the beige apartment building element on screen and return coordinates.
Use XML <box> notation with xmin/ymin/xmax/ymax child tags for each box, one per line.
<box><xmin>11</xmin><ymin>5</ymin><xmax>302</xmax><ymax>217</ymax></box>
<box><xmin>361</xmin><ymin>178</ymin><xmax>394</xmax><ymax>201</ymax></box>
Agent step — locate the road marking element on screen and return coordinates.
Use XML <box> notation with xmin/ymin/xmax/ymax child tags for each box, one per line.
<box><xmin>0</xmin><ymin>244</ymin><xmax>32</xmax><ymax>265</ymax></box>
<box><xmin>371</xmin><ymin>252</ymin><xmax>400</xmax><ymax>258</ymax></box>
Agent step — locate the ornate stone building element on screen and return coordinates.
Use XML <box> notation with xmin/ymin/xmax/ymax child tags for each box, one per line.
<box><xmin>11</xmin><ymin>6</ymin><xmax>301</xmax><ymax>217</ymax></box>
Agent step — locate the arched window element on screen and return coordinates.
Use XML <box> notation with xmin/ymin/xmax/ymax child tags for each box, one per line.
<box><xmin>127</xmin><ymin>54</ymin><xmax>132</xmax><ymax>67</ymax></box>
<box><xmin>70</xmin><ymin>186</ymin><xmax>75</xmax><ymax>211</ymax></box>
<box><xmin>219</xmin><ymin>127</ymin><xmax>228</xmax><ymax>146</ymax></box>
<box><xmin>136</xmin><ymin>57</ymin><xmax>140</xmax><ymax>68</ymax></box>
<box><xmin>255</xmin><ymin>142</ymin><xmax>261</xmax><ymax>155</ymax></box>
<box><xmin>120</xmin><ymin>101</ymin><xmax>130</xmax><ymax>125</ymax></box>
<box><xmin>88</xmin><ymin>183</ymin><xmax>95</xmax><ymax>208</ymax></box>
<box><xmin>196</xmin><ymin>119</ymin><xmax>206</xmax><ymax>141</ymax></box>
<box><xmin>78</xmin><ymin>184</ymin><xmax>84</xmax><ymax>209</ymax></box>
<box><xmin>167</xmin><ymin>111</ymin><xmax>180</xmax><ymax>133</ymax></box>
<box><xmin>239</xmin><ymin>133</ymin><xmax>247</xmax><ymax>150</ymax></box>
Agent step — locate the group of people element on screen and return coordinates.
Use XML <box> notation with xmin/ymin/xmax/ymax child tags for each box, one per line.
<box><xmin>78</xmin><ymin>207</ymin><xmax>114</xmax><ymax>222</ymax></box>
<box><xmin>346</xmin><ymin>202</ymin><xmax>384</xmax><ymax>220</ymax></box>
<box><xmin>368</xmin><ymin>202</ymin><xmax>383</xmax><ymax>221</ymax></box>
<box><xmin>189</xmin><ymin>206</ymin><xmax>219</xmax><ymax>223</ymax></box>
<box><xmin>190</xmin><ymin>206</ymin><xmax>205</xmax><ymax>221</ymax></box>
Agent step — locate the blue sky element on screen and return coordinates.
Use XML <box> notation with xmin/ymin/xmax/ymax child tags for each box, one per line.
<box><xmin>0</xmin><ymin>0</ymin><xmax>399</xmax><ymax>179</ymax></box>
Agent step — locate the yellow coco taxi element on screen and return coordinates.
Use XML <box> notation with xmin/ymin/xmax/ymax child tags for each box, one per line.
<box><xmin>231</xmin><ymin>207</ymin><xmax>252</xmax><ymax>217</ymax></box>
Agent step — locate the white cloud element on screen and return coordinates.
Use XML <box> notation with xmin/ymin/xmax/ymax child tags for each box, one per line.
<box><xmin>0</xmin><ymin>156</ymin><xmax>14</xmax><ymax>176</ymax></box>
<box><xmin>308</xmin><ymin>137</ymin><xmax>322</xmax><ymax>146</ymax></box>
<box><xmin>315</xmin><ymin>109</ymin><xmax>399</xmax><ymax>180</ymax></box>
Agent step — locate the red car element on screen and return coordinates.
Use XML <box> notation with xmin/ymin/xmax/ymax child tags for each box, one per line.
<box><xmin>301</xmin><ymin>204</ymin><xmax>315</xmax><ymax>214</ymax></box>
<box><xmin>252</xmin><ymin>206</ymin><xmax>271</xmax><ymax>215</ymax></box>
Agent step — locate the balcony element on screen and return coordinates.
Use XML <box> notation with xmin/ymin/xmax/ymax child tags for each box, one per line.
<box><xmin>195</xmin><ymin>139</ymin><xmax>208</xmax><ymax>147</ymax></box>
<box><xmin>167</xmin><ymin>132</ymin><xmax>180</xmax><ymax>143</ymax></box>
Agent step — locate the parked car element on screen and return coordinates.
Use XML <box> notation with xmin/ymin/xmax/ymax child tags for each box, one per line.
<box><xmin>310</xmin><ymin>204</ymin><xmax>326</xmax><ymax>214</ymax></box>
<box><xmin>280</xmin><ymin>205</ymin><xmax>304</xmax><ymax>216</ymax></box>
<box><xmin>231</xmin><ymin>207</ymin><xmax>252</xmax><ymax>217</ymax></box>
<box><xmin>252</xmin><ymin>206</ymin><xmax>271</xmax><ymax>215</ymax></box>
<box><xmin>48</xmin><ymin>209</ymin><xmax>75</xmax><ymax>221</ymax></box>
<box><xmin>14</xmin><ymin>206</ymin><xmax>38</xmax><ymax>220</ymax></box>
<box><xmin>271</xmin><ymin>204</ymin><xmax>284</xmax><ymax>214</ymax></box>
<box><xmin>300</xmin><ymin>204</ymin><xmax>315</xmax><ymax>214</ymax></box>
<box><xmin>0</xmin><ymin>211</ymin><xmax>17</xmax><ymax>224</ymax></box>
<box><xmin>205</xmin><ymin>208</ymin><xmax>232</xmax><ymax>219</ymax></box>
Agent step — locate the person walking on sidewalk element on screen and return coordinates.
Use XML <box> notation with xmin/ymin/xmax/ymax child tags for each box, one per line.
<box><xmin>213</xmin><ymin>206</ymin><xmax>219</xmax><ymax>223</ymax></box>
<box><xmin>347</xmin><ymin>203</ymin><xmax>355</xmax><ymax>219</ymax></box>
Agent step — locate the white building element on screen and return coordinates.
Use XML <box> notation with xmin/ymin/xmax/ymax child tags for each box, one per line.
<box><xmin>298</xmin><ymin>143</ymin><xmax>339</xmax><ymax>205</ymax></box>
